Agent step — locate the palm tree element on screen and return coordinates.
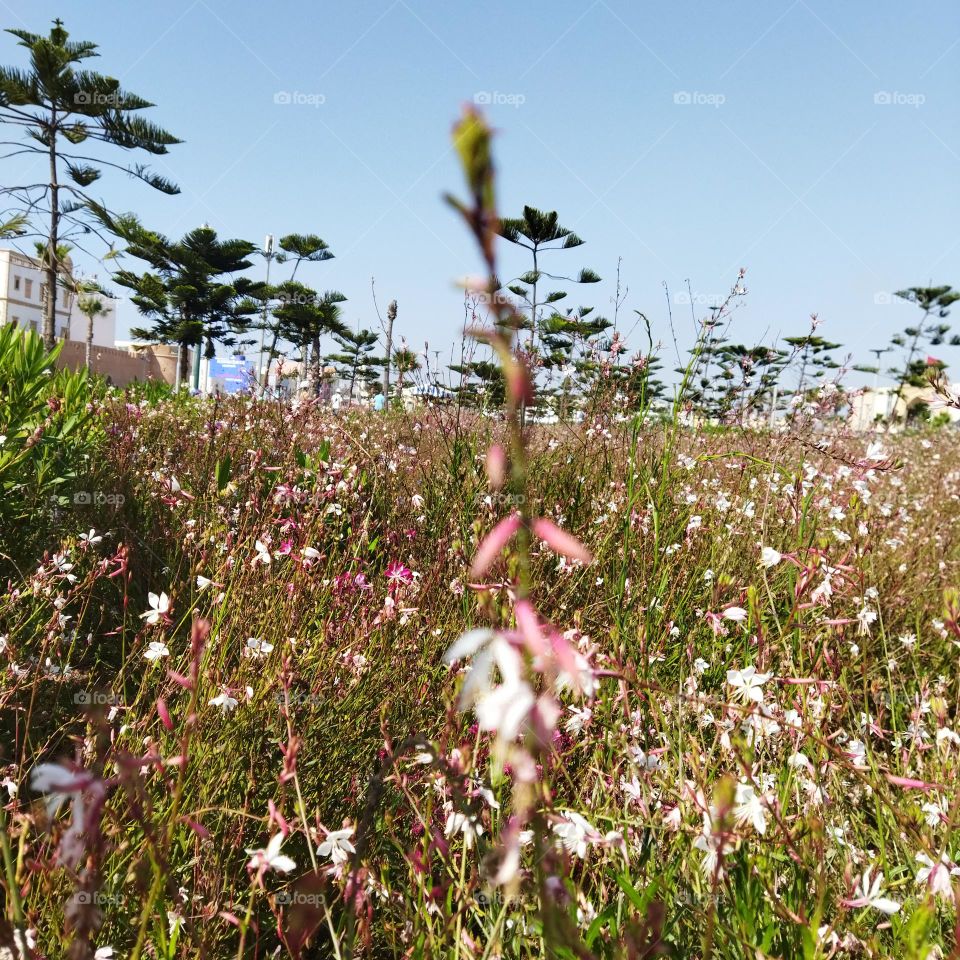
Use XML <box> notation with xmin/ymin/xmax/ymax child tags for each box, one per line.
<box><xmin>76</xmin><ymin>286</ymin><xmax>107</xmax><ymax>369</ymax></box>
<box><xmin>0</xmin><ymin>211</ymin><xmax>27</xmax><ymax>238</ymax></box>
<box><xmin>392</xmin><ymin>343</ymin><xmax>421</xmax><ymax>399</ymax></box>
<box><xmin>0</xmin><ymin>19</ymin><xmax>180</xmax><ymax>349</ymax></box>
<box><xmin>32</xmin><ymin>241</ymin><xmax>75</xmax><ymax>334</ymax></box>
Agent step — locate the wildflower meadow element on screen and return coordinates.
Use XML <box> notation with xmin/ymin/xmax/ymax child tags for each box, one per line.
<box><xmin>1</xmin><ymin>106</ymin><xmax>959</xmax><ymax>959</ymax></box>
<box><xmin>1</xmin><ymin>7</ymin><xmax>960</xmax><ymax>957</ymax></box>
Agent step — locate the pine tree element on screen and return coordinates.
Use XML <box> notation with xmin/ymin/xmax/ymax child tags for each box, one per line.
<box><xmin>497</xmin><ymin>206</ymin><xmax>600</xmax><ymax>350</ymax></box>
<box><xmin>97</xmin><ymin>211</ymin><xmax>265</xmax><ymax>386</ymax></box>
<box><xmin>257</xmin><ymin>234</ymin><xmax>336</xmax><ymax>376</ymax></box>
<box><xmin>449</xmin><ymin>359</ymin><xmax>505</xmax><ymax>408</ymax></box>
<box><xmin>273</xmin><ymin>288</ymin><xmax>348</xmax><ymax>394</ymax></box>
<box><xmin>887</xmin><ymin>286</ymin><xmax>960</xmax><ymax>419</ymax></box>
<box><xmin>326</xmin><ymin>327</ymin><xmax>382</xmax><ymax>401</ymax></box>
<box><xmin>0</xmin><ymin>19</ymin><xmax>179</xmax><ymax>349</ymax></box>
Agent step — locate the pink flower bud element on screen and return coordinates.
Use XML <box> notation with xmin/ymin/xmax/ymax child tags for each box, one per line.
<box><xmin>486</xmin><ymin>444</ymin><xmax>506</xmax><ymax>490</ymax></box>
<box><xmin>470</xmin><ymin>514</ymin><xmax>521</xmax><ymax>579</ymax></box>
<box><xmin>505</xmin><ymin>358</ymin><xmax>534</xmax><ymax>405</ymax></box>
<box><xmin>515</xmin><ymin>600</ymin><xmax>547</xmax><ymax>656</ymax></box>
<box><xmin>531</xmin><ymin>518</ymin><xmax>592</xmax><ymax>565</ymax></box>
<box><xmin>268</xmin><ymin>799</ymin><xmax>291</xmax><ymax>835</ymax></box>
<box><xmin>180</xmin><ymin>817</ymin><xmax>211</xmax><ymax>840</ymax></box>
<box><xmin>157</xmin><ymin>697</ymin><xmax>174</xmax><ymax>732</ymax></box>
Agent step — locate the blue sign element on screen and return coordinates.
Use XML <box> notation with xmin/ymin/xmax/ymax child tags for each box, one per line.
<box><xmin>208</xmin><ymin>356</ymin><xmax>255</xmax><ymax>394</ymax></box>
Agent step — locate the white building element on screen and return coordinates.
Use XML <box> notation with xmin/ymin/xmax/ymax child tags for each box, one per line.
<box><xmin>0</xmin><ymin>248</ymin><xmax>116</xmax><ymax>347</ymax></box>
<box><xmin>849</xmin><ymin>388</ymin><xmax>896</xmax><ymax>429</ymax></box>
<box><xmin>849</xmin><ymin>385</ymin><xmax>960</xmax><ymax>430</ymax></box>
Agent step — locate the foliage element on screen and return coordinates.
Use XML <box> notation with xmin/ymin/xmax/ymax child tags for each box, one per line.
<box><xmin>2</xmin><ymin>98</ymin><xmax>960</xmax><ymax>960</ymax></box>
<box><xmin>94</xmin><ymin>211</ymin><xmax>265</xmax><ymax>385</ymax></box>
<box><xmin>0</xmin><ymin>323</ymin><xmax>99</xmax><ymax>570</ymax></box>
<box><xmin>885</xmin><ymin>286</ymin><xmax>960</xmax><ymax>419</ymax></box>
<box><xmin>0</xmin><ymin>19</ymin><xmax>179</xmax><ymax>347</ymax></box>
<box><xmin>273</xmin><ymin>287</ymin><xmax>349</xmax><ymax>391</ymax></box>
<box><xmin>257</xmin><ymin>233</ymin><xmax>337</xmax><ymax>376</ymax></box>
<box><xmin>497</xmin><ymin>205</ymin><xmax>601</xmax><ymax>350</ymax></box>
<box><xmin>2</xmin><ymin>389</ymin><xmax>960</xmax><ymax>958</ymax></box>
<box><xmin>326</xmin><ymin>327</ymin><xmax>383</xmax><ymax>400</ymax></box>
<box><xmin>450</xmin><ymin>358</ymin><xmax>506</xmax><ymax>407</ymax></box>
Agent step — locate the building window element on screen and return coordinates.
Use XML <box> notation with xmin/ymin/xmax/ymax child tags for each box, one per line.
<box><xmin>62</xmin><ymin>289</ymin><xmax>70</xmax><ymax>307</ymax></box>
<box><xmin>11</xmin><ymin>315</ymin><xmax>18</xmax><ymax>326</ymax></box>
<box><xmin>28</xmin><ymin>320</ymin><xmax>37</xmax><ymax>333</ymax></box>
<box><xmin>13</xmin><ymin>275</ymin><xmax>20</xmax><ymax>291</ymax></box>
<box><xmin>24</xmin><ymin>278</ymin><xmax>33</xmax><ymax>299</ymax></box>
<box><xmin>60</xmin><ymin>326</ymin><xmax>69</xmax><ymax>340</ymax></box>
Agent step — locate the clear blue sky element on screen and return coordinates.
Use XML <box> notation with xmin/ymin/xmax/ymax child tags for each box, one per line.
<box><xmin>4</xmin><ymin>0</ymin><xmax>959</xmax><ymax>383</ymax></box>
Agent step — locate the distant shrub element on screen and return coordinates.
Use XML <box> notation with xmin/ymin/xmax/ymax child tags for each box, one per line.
<box><xmin>119</xmin><ymin>377</ymin><xmax>176</xmax><ymax>405</ymax></box>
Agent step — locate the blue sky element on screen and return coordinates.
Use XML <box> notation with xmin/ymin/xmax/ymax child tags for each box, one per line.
<box><xmin>3</xmin><ymin>0</ymin><xmax>959</xmax><ymax>383</ymax></box>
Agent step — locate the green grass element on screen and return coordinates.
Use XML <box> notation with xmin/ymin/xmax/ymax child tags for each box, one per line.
<box><xmin>1</xmin><ymin>393</ymin><xmax>958</xmax><ymax>959</ymax></box>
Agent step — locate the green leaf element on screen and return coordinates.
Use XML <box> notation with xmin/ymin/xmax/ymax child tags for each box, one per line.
<box><xmin>65</xmin><ymin>161</ymin><xmax>101</xmax><ymax>186</ymax></box>
<box><xmin>614</xmin><ymin>871</ymin><xmax>646</xmax><ymax>911</ymax></box>
<box><xmin>215</xmin><ymin>455</ymin><xmax>232</xmax><ymax>492</ymax></box>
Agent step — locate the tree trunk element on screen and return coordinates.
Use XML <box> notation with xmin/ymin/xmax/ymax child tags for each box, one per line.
<box><xmin>891</xmin><ymin>320</ymin><xmax>925</xmax><ymax>422</ymax></box>
<box><xmin>178</xmin><ymin>342</ymin><xmax>189</xmax><ymax>386</ymax></box>
<box><xmin>529</xmin><ymin>246</ymin><xmax>538</xmax><ymax>350</ymax></box>
<box><xmin>191</xmin><ymin>339</ymin><xmax>202</xmax><ymax>391</ymax></box>
<box><xmin>382</xmin><ymin>300</ymin><xmax>396</xmax><ymax>397</ymax></box>
<box><xmin>258</xmin><ymin>254</ymin><xmax>273</xmax><ymax>388</ymax></box>
<box><xmin>311</xmin><ymin>334</ymin><xmax>321</xmax><ymax>396</ymax></box>
<box><xmin>85</xmin><ymin>314</ymin><xmax>93</xmax><ymax>370</ymax></box>
<box><xmin>44</xmin><ymin>109</ymin><xmax>59</xmax><ymax>352</ymax></box>
<box><xmin>267</xmin><ymin>328</ymin><xmax>280</xmax><ymax>393</ymax></box>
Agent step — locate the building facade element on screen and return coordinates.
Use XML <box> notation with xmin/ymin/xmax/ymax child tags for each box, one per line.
<box><xmin>849</xmin><ymin>385</ymin><xmax>960</xmax><ymax>430</ymax></box>
<box><xmin>0</xmin><ymin>248</ymin><xmax>116</xmax><ymax>347</ymax></box>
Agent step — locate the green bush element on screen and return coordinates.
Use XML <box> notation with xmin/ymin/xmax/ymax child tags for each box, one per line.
<box><xmin>0</xmin><ymin>323</ymin><xmax>100</xmax><ymax>568</ymax></box>
<box><xmin>120</xmin><ymin>376</ymin><xmax>176</xmax><ymax>405</ymax></box>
